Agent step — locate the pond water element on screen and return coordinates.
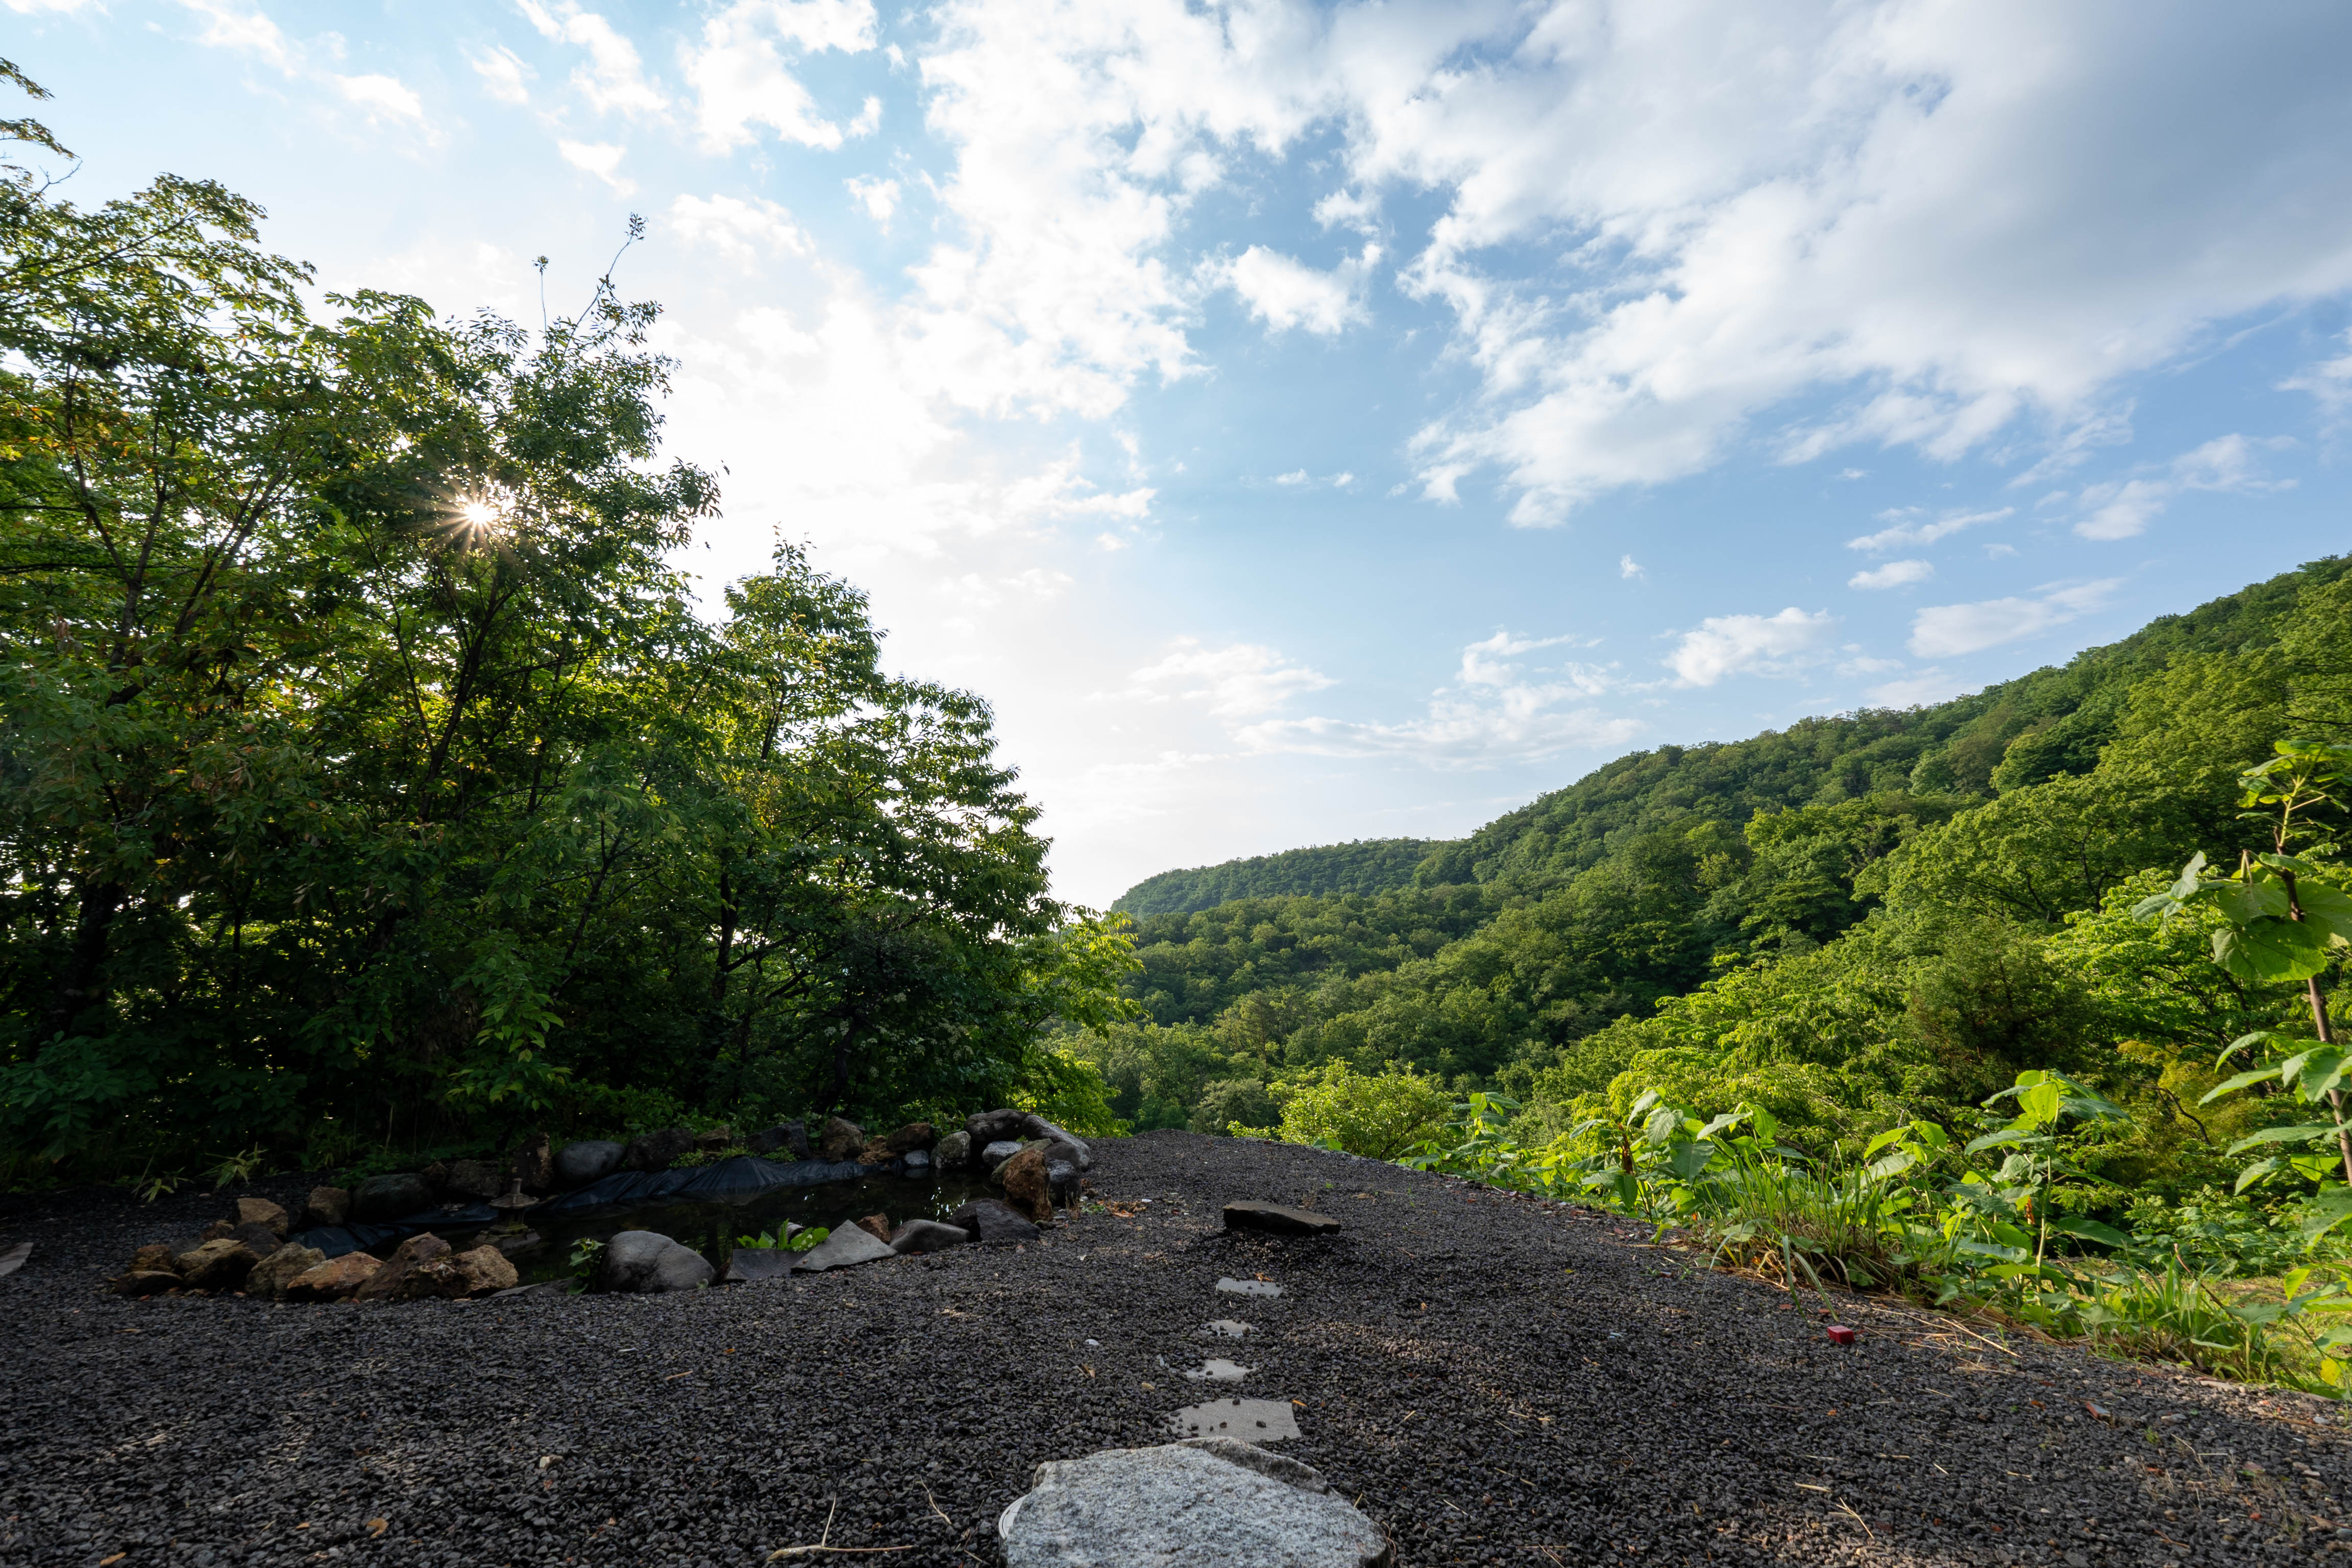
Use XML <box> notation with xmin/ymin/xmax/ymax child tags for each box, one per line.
<box><xmin>431</xmin><ymin>1168</ymin><xmax>1001</xmax><ymax>1285</ymax></box>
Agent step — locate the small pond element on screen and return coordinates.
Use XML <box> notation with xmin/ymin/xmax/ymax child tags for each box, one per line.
<box><xmin>420</xmin><ymin>1168</ymin><xmax>999</xmax><ymax>1285</ymax></box>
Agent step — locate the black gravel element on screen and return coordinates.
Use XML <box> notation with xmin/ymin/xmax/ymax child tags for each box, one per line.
<box><xmin>3</xmin><ymin>1130</ymin><xmax>2346</xmax><ymax>1566</ymax></box>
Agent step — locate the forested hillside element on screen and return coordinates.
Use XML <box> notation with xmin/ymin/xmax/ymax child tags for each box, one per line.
<box><xmin>1112</xmin><ymin>838</ymin><xmax>1439</xmax><ymax>916</ymax></box>
<box><xmin>1072</xmin><ymin>558</ymin><xmax>2352</xmax><ymax>1198</ymax></box>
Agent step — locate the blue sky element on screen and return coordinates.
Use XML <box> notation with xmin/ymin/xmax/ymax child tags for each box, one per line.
<box><xmin>12</xmin><ymin>0</ymin><xmax>2352</xmax><ymax>906</ymax></box>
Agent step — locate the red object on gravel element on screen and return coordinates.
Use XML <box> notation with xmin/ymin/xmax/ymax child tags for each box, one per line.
<box><xmin>1825</xmin><ymin>1325</ymin><xmax>1858</xmax><ymax>1345</ymax></box>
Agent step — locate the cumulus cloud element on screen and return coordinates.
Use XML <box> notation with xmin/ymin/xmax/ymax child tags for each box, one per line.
<box><xmin>2283</xmin><ymin>329</ymin><xmax>2352</xmax><ymax>420</ymax></box>
<box><xmin>1849</xmin><ymin>558</ymin><xmax>1933</xmax><ymax>591</ymax></box>
<box><xmin>470</xmin><ymin>46</ymin><xmax>533</xmax><ymax>105</ymax></box>
<box><xmin>1620</xmin><ymin>555</ymin><xmax>1644</xmax><ymax>580</ymax></box>
<box><xmin>846</xmin><ymin>175</ymin><xmax>900</xmax><ymax>227</ymax></box>
<box><xmin>684</xmin><ymin>0</ymin><xmax>879</xmax><ymax>152</ymax></box>
<box><xmin>1868</xmin><ymin>669</ymin><xmax>1974</xmax><ymax>708</ymax></box>
<box><xmin>558</xmin><ymin>139</ymin><xmax>632</xmax><ymax>193</ymax></box>
<box><xmin>333</xmin><ymin>74</ymin><xmax>425</xmax><ymax>125</ymax></box>
<box><xmin>518</xmin><ymin>1</ymin><xmax>668</xmax><ymax>117</ymax></box>
<box><xmin>2072</xmin><ymin>433</ymin><xmax>2293</xmax><ymax>540</ymax></box>
<box><xmin>175</xmin><ymin>0</ymin><xmax>434</xmax><ymax>139</ymax></box>
<box><xmin>1665</xmin><ymin>607</ymin><xmax>1835</xmax><ymax>687</ymax></box>
<box><xmin>1908</xmin><ymin>579</ymin><xmax>2119</xmax><ymax>657</ymax></box>
<box><xmin>1127</xmin><ymin>639</ymin><xmax>1335</xmax><ymax>716</ymax></box>
<box><xmin>1216</xmin><ymin>243</ymin><xmax>1378</xmax><ymax>335</ymax></box>
<box><xmin>668</xmin><ymin>193</ymin><xmax>811</xmax><ymax>266</ymax></box>
<box><xmin>1846</xmin><ymin>507</ymin><xmax>2011</xmax><ymax>553</ymax></box>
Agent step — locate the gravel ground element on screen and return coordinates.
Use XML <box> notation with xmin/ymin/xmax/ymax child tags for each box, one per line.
<box><xmin>2</xmin><ymin>1129</ymin><xmax>2346</xmax><ymax>1567</ymax></box>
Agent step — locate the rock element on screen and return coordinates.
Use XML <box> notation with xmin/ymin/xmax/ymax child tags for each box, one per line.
<box><xmin>491</xmin><ymin>1230</ymin><xmax>544</xmax><ymax>1258</ymax></box>
<box><xmin>443</xmin><ymin>1158</ymin><xmax>505</xmax><ymax>1202</ymax></box>
<box><xmin>352</xmin><ymin>1172</ymin><xmax>432</xmax><ymax>1222</ymax></box>
<box><xmin>622</xmin><ymin>1127</ymin><xmax>695</xmax><ymax>1173</ymax></box>
<box><xmin>420</xmin><ymin>1161</ymin><xmax>451</xmax><ymax>1199</ymax></box>
<box><xmin>450</xmin><ymin>1244</ymin><xmax>518</xmax><ymax>1295</ymax></box>
<box><xmin>904</xmin><ymin>1149</ymin><xmax>933</xmax><ymax>1175</ymax></box>
<box><xmin>748</xmin><ymin>1121</ymin><xmax>810</xmax><ymax>1160</ymax></box>
<box><xmin>722</xmin><ymin>1248</ymin><xmax>794</xmax><ymax>1284</ymax></box>
<box><xmin>488</xmin><ymin>1280</ymin><xmax>569</xmax><ymax>1301</ymax></box>
<box><xmin>888</xmin><ymin>1219</ymin><xmax>972</xmax><ymax>1255</ymax></box>
<box><xmin>1217</xmin><ymin>1277</ymin><xmax>1282</xmax><ymax>1297</ymax></box>
<box><xmin>1222</xmin><ymin>1201</ymin><xmax>1340</xmax><ymax>1237</ymax></box>
<box><xmin>883</xmin><ymin>1121</ymin><xmax>937</xmax><ymax>1155</ymax></box>
<box><xmin>247</xmin><ymin>1243</ymin><xmax>327</xmax><ymax>1300</ymax></box>
<box><xmin>1185</xmin><ymin>1358</ymin><xmax>1251</xmax><ymax>1383</ymax></box>
<box><xmin>998</xmin><ymin>1438</ymin><xmax>1389</xmax><ymax>1567</ymax></box>
<box><xmin>795</xmin><ymin>1224</ymin><xmax>895</xmax><ymax>1273</ymax></box>
<box><xmin>1001</xmin><ymin>1146</ymin><xmax>1055</xmax><ymax>1223</ymax></box>
<box><xmin>1047</xmin><ymin>1159</ymin><xmax>1080</xmax><ymax>1210</ymax></box>
<box><xmin>174</xmin><ymin>1237</ymin><xmax>261</xmax><ymax>1292</ymax></box>
<box><xmin>817</xmin><ymin>1116</ymin><xmax>865</xmax><ymax>1162</ymax></box>
<box><xmin>235</xmin><ymin>1197</ymin><xmax>290</xmax><ymax>1238</ymax></box>
<box><xmin>511</xmin><ymin>1131</ymin><xmax>553</xmax><ymax>1194</ymax></box>
<box><xmin>965</xmin><ymin>1108</ymin><xmax>1036</xmax><ymax>1145</ymax></box>
<box><xmin>108</xmin><ymin>1270</ymin><xmax>183</xmax><ymax>1297</ymax></box>
<box><xmin>228</xmin><ymin>1220</ymin><xmax>285</xmax><ymax>1257</ymax></box>
<box><xmin>856</xmin><ymin>1136</ymin><xmax>896</xmax><ymax>1166</ymax></box>
<box><xmin>284</xmin><ymin>1252</ymin><xmax>382</xmax><ymax>1302</ymax></box>
<box><xmin>198</xmin><ymin>1219</ymin><xmax>234</xmax><ymax>1242</ymax></box>
<box><xmin>553</xmin><ymin>1139</ymin><xmax>623</xmax><ymax>1188</ymax></box>
<box><xmin>1203</xmin><ymin>1319</ymin><xmax>1254</xmax><ymax>1339</ymax></box>
<box><xmin>1166</xmin><ymin>1397</ymin><xmax>1303</xmax><ymax>1443</ymax></box>
<box><xmin>853</xmin><ymin>1213</ymin><xmax>893</xmax><ymax>1243</ymax></box>
<box><xmin>297</xmin><ymin>1186</ymin><xmax>350</xmax><ymax>1230</ymax></box>
<box><xmin>595</xmin><ymin>1230</ymin><xmax>714</xmax><ymax>1293</ymax></box>
<box><xmin>946</xmin><ymin>1197</ymin><xmax>1040</xmax><ymax>1244</ymax></box>
<box><xmin>980</xmin><ymin>1139</ymin><xmax>1026</xmax><ymax>1173</ymax></box>
<box><xmin>129</xmin><ymin>1242</ymin><xmax>179</xmax><ymax>1276</ymax></box>
<box><xmin>694</xmin><ymin>1124</ymin><xmax>733</xmax><ymax>1152</ymax></box>
<box><xmin>932</xmin><ymin>1130</ymin><xmax>972</xmax><ymax>1171</ymax></box>
<box><xmin>354</xmin><ymin>1233</ymin><xmax>453</xmax><ymax>1301</ymax></box>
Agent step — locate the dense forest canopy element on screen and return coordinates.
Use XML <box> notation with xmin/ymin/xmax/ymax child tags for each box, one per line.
<box><xmin>1072</xmin><ymin>557</ymin><xmax>2352</xmax><ymax>1236</ymax></box>
<box><xmin>1112</xmin><ymin>838</ymin><xmax>1439</xmax><ymax>917</ymax></box>
<box><xmin>0</xmin><ymin>86</ymin><xmax>1131</xmax><ymax>1181</ymax></box>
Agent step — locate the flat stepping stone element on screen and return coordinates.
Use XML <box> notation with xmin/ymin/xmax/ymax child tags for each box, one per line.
<box><xmin>1217</xmin><ymin>1277</ymin><xmax>1281</xmax><ymax>1297</ymax></box>
<box><xmin>795</xmin><ymin>1226</ymin><xmax>894</xmax><ymax>1272</ymax></box>
<box><xmin>1167</xmin><ymin>1396</ymin><xmax>1300</xmax><ymax>1443</ymax></box>
<box><xmin>1223</xmin><ymin>1200</ymin><xmax>1339</xmax><ymax>1236</ymax></box>
<box><xmin>0</xmin><ymin>1242</ymin><xmax>29</xmax><ymax>1279</ymax></box>
<box><xmin>1185</xmin><ymin>1359</ymin><xmax>1251</xmax><ymax>1382</ymax></box>
<box><xmin>721</xmin><ymin>1248</ymin><xmax>794</xmax><ymax>1284</ymax></box>
<box><xmin>999</xmin><ymin>1438</ymin><xmax>1388</xmax><ymax>1566</ymax></box>
<box><xmin>1203</xmin><ymin>1319</ymin><xmax>1254</xmax><ymax>1338</ymax></box>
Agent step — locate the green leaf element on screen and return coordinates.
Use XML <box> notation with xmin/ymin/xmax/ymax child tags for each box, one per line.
<box><xmin>2200</xmin><ymin>1064</ymin><xmax>2287</xmax><ymax>1105</ymax></box>
<box><xmin>2226</xmin><ymin>1123</ymin><xmax>2349</xmax><ymax>1154</ymax></box>
<box><xmin>2049</xmin><ymin>1216</ymin><xmax>2128</xmax><ymax>1247</ymax></box>
<box><xmin>2216</xmin><ymin>879</ymin><xmax>2291</xmax><ymax>924</ymax></box>
<box><xmin>2294</xmin><ymin>882</ymin><xmax>2352</xmax><ymax>946</ymax></box>
<box><xmin>2294</xmin><ymin>1048</ymin><xmax>2351</xmax><ymax>1105</ymax></box>
<box><xmin>2212</xmin><ymin>917</ymin><xmax>2331</xmax><ymax>983</ymax></box>
<box><xmin>2234</xmin><ymin>1156</ymin><xmax>2291</xmax><ymax>1193</ymax></box>
<box><xmin>1964</xmin><ymin>1127</ymin><xmax>2039</xmax><ymax>1156</ymax></box>
<box><xmin>2297</xmin><ymin>1186</ymin><xmax>2352</xmax><ymax>1245</ymax></box>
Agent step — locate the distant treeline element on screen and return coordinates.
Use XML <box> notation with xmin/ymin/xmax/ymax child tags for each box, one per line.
<box><xmin>1112</xmin><ymin>838</ymin><xmax>1441</xmax><ymax>917</ymax></box>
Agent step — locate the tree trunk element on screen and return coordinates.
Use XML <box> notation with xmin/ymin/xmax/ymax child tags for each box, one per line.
<box><xmin>41</xmin><ymin>880</ymin><xmax>124</xmax><ymax>1040</ymax></box>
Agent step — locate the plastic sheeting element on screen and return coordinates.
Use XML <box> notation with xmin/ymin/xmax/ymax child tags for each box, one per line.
<box><xmin>290</xmin><ymin>1153</ymin><xmax>909</xmax><ymax>1258</ymax></box>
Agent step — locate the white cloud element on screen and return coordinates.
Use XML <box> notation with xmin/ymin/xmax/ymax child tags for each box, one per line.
<box><xmin>1849</xmin><ymin>558</ymin><xmax>1933</xmax><ymax>591</ymax></box>
<box><xmin>1388</xmin><ymin>5</ymin><xmax>2352</xmax><ymax>521</ymax></box>
<box><xmin>333</xmin><ymin>74</ymin><xmax>424</xmax><ymax>125</ymax></box>
<box><xmin>1908</xmin><ymin>579</ymin><xmax>2119</xmax><ymax>657</ymax></box>
<box><xmin>683</xmin><ymin>0</ymin><xmax>879</xmax><ymax>152</ymax></box>
<box><xmin>1218</xmin><ymin>243</ymin><xmax>1378</xmax><ymax>335</ymax></box>
<box><xmin>470</xmin><ymin>46</ymin><xmax>533</xmax><ymax>105</ymax></box>
<box><xmin>178</xmin><ymin>0</ymin><xmax>296</xmax><ymax>71</ymax></box>
<box><xmin>1665</xmin><ymin>607</ymin><xmax>1835</xmax><ymax>687</ymax></box>
<box><xmin>2073</xmin><ymin>433</ymin><xmax>2293</xmax><ymax>540</ymax></box>
<box><xmin>1868</xmin><ymin>669</ymin><xmax>1973</xmax><ymax>708</ymax></box>
<box><xmin>2283</xmin><ymin>329</ymin><xmax>2352</xmax><ymax>420</ymax></box>
<box><xmin>846</xmin><ymin>175</ymin><xmax>900</xmax><ymax>227</ymax></box>
<box><xmin>1620</xmin><ymin>554</ymin><xmax>1644</xmax><ymax>580</ymax></box>
<box><xmin>558</xmin><ymin>139</ymin><xmax>633</xmax><ymax>193</ymax></box>
<box><xmin>668</xmin><ymin>193</ymin><xmax>810</xmax><ymax>266</ymax></box>
<box><xmin>1128</xmin><ymin>639</ymin><xmax>1334</xmax><ymax>716</ymax></box>
<box><xmin>518</xmin><ymin>0</ymin><xmax>668</xmax><ymax>117</ymax></box>
<box><xmin>1846</xmin><ymin>507</ymin><xmax>2011</xmax><ymax>553</ymax></box>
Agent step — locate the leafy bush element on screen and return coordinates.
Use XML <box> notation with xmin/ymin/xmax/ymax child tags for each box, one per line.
<box><xmin>1250</xmin><ymin>1061</ymin><xmax>1450</xmax><ymax>1159</ymax></box>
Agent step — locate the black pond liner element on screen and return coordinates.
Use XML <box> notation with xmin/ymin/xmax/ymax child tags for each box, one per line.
<box><xmin>291</xmin><ymin>1153</ymin><xmax>992</xmax><ymax>1285</ymax></box>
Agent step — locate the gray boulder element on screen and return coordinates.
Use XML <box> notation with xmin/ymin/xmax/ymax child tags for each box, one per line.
<box><xmin>980</xmin><ymin>1139</ymin><xmax>1026</xmax><ymax>1173</ymax></box>
<box><xmin>622</xmin><ymin>1127</ymin><xmax>695</xmax><ymax>1173</ymax></box>
<box><xmin>817</xmin><ymin>1116</ymin><xmax>865</xmax><ymax>1162</ymax></box>
<box><xmin>722</xmin><ymin>1248</ymin><xmax>795</xmax><ymax>1284</ymax></box>
<box><xmin>227</xmin><ymin>1221</ymin><xmax>285</xmax><ymax>1258</ymax></box>
<box><xmin>748</xmin><ymin>1120</ymin><xmax>811</xmax><ymax>1160</ymax></box>
<box><xmin>998</xmin><ymin>1438</ymin><xmax>1390</xmax><ymax>1567</ymax></box>
<box><xmin>932</xmin><ymin>1129</ymin><xmax>972</xmax><ymax>1171</ymax></box>
<box><xmin>595</xmin><ymin>1230</ymin><xmax>714</xmax><ymax>1293</ymax></box>
<box><xmin>1047</xmin><ymin>1159</ymin><xmax>1081</xmax><ymax>1210</ymax></box>
<box><xmin>443</xmin><ymin>1158</ymin><xmax>505</xmax><ymax>1202</ymax></box>
<box><xmin>947</xmin><ymin>1197</ymin><xmax>1040</xmax><ymax>1244</ymax></box>
<box><xmin>352</xmin><ymin>1172</ymin><xmax>432</xmax><ymax>1222</ymax></box>
<box><xmin>888</xmin><ymin>1219</ymin><xmax>972</xmax><ymax>1255</ymax></box>
<box><xmin>297</xmin><ymin>1185</ymin><xmax>350</xmax><ymax>1230</ymax></box>
<box><xmin>903</xmin><ymin>1148</ymin><xmax>933</xmax><ymax>1175</ymax></box>
<box><xmin>966</xmin><ymin>1108</ymin><xmax>1035</xmax><ymax>1145</ymax></box>
<box><xmin>553</xmin><ymin>1139</ymin><xmax>623</xmax><ymax>1188</ymax></box>
<box><xmin>795</xmin><ymin>1224</ymin><xmax>895</xmax><ymax>1273</ymax></box>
